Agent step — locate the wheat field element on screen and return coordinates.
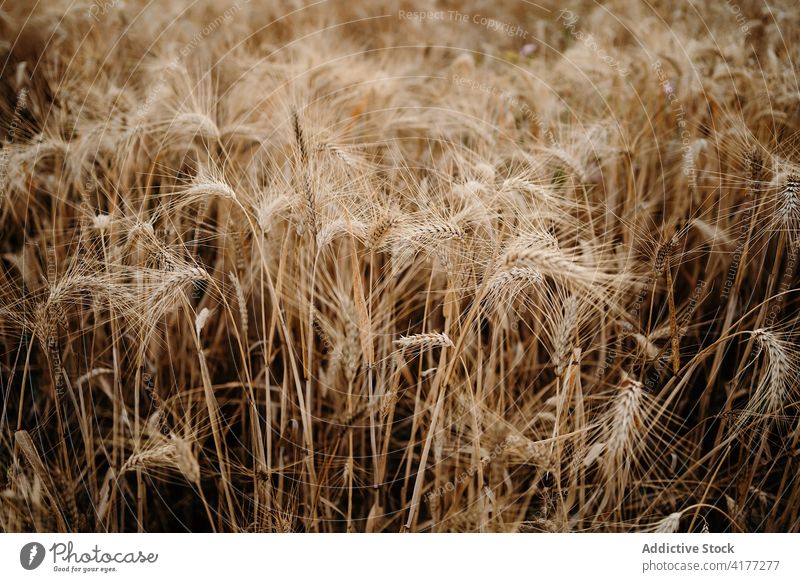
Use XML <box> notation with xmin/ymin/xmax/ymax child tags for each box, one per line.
<box><xmin>1</xmin><ymin>0</ymin><xmax>799</xmax><ymax>533</ymax></box>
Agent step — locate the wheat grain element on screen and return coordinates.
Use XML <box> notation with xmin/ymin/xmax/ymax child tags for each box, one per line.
<box><xmin>394</xmin><ymin>332</ymin><xmax>454</xmax><ymax>351</ymax></box>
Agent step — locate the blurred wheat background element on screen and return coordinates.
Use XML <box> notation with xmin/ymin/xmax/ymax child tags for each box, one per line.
<box><xmin>1</xmin><ymin>0</ymin><xmax>799</xmax><ymax>532</ymax></box>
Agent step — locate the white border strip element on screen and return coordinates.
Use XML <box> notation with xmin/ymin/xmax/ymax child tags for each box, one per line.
<box><xmin>1</xmin><ymin>533</ymin><xmax>798</xmax><ymax>581</ymax></box>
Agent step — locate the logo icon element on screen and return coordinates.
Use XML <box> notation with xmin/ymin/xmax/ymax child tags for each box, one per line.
<box><xmin>20</xmin><ymin>542</ymin><xmax>46</xmax><ymax>570</ymax></box>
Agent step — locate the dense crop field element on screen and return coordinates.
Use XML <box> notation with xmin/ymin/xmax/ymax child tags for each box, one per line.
<box><xmin>1</xmin><ymin>0</ymin><xmax>799</xmax><ymax>532</ymax></box>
